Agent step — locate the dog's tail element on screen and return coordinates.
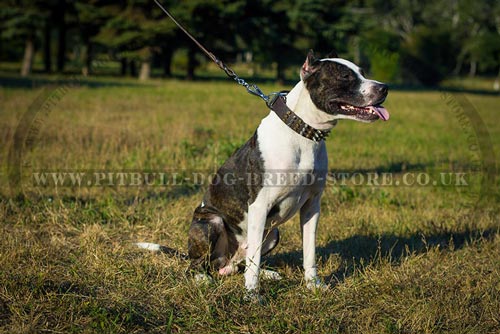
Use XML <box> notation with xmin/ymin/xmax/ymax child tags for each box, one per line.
<box><xmin>135</xmin><ymin>242</ymin><xmax>188</xmax><ymax>260</ymax></box>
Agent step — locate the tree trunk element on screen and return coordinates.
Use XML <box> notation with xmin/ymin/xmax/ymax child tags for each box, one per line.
<box><xmin>494</xmin><ymin>66</ymin><xmax>500</xmax><ymax>91</ymax></box>
<box><xmin>353</xmin><ymin>36</ymin><xmax>361</xmax><ymax>65</ymax></box>
<box><xmin>21</xmin><ymin>36</ymin><xmax>34</xmax><ymax>77</ymax></box>
<box><xmin>139</xmin><ymin>60</ymin><xmax>151</xmax><ymax>81</ymax></box>
<box><xmin>43</xmin><ymin>22</ymin><xmax>52</xmax><ymax>73</ymax></box>
<box><xmin>82</xmin><ymin>41</ymin><xmax>92</xmax><ymax>76</ymax></box>
<box><xmin>276</xmin><ymin>61</ymin><xmax>285</xmax><ymax>85</ymax></box>
<box><xmin>120</xmin><ymin>58</ymin><xmax>127</xmax><ymax>76</ymax></box>
<box><xmin>56</xmin><ymin>0</ymin><xmax>66</xmax><ymax>72</ymax></box>
<box><xmin>452</xmin><ymin>51</ymin><xmax>465</xmax><ymax>76</ymax></box>
<box><xmin>129</xmin><ymin>60</ymin><xmax>137</xmax><ymax>77</ymax></box>
<box><xmin>162</xmin><ymin>46</ymin><xmax>173</xmax><ymax>77</ymax></box>
<box><xmin>187</xmin><ymin>47</ymin><xmax>196</xmax><ymax>80</ymax></box>
<box><xmin>468</xmin><ymin>59</ymin><xmax>477</xmax><ymax>77</ymax></box>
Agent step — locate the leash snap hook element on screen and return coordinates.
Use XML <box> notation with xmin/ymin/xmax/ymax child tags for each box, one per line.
<box><xmin>246</xmin><ymin>84</ymin><xmax>268</xmax><ymax>102</ymax></box>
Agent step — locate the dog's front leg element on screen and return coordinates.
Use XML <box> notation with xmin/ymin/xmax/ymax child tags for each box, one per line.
<box><xmin>244</xmin><ymin>201</ymin><xmax>268</xmax><ymax>294</ymax></box>
<box><xmin>300</xmin><ymin>194</ymin><xmax>325</xmax><ymax>289</ymax></box>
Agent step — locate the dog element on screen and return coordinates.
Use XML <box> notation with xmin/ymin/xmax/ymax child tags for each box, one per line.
<box><xmin>138</xmin><ymin>50</ymin><xmax>389</xmax><ymax>298</ymax></box>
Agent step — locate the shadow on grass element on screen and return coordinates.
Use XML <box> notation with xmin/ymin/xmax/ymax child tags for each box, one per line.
<box><xmin>123</xmin><ymin>186</ymin><xmax>202</xmax><ymax>205</ymax></box>
<box><xmin>330</xmin><ymin>159</ymin><xmax>489</xmax><ymax>175</ymax></box>
<box><xmin>331</xmin><ymin>161</ymin><xmax>429</xmax><ymax>175</ymax></box>
<box><xmin>6</xmin><ymin>183</ymin><xmax>202</xmax><ymax>205</ymax></box>
<box><xmin>0</xmin><ymin>74</ymin><xmax>148</xmax><ymax>89</ymax></box>
<box><xmin>389</xmin><ymin>83</ymin><xmax>500</xmax><ymax>97</ymax></box>
<box><xmin>267</xmin><ymin>226</ymin><xmax>497</xmax><ymax>285</ymax></box>
<box><xmin>2</xmin><ymin>70</ymin><xmax>499</xmax><ymax>96</ymax></box>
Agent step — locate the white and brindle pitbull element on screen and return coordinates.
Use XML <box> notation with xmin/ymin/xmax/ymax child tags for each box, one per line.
<box><xmin>138</xmin><ymin>50</ymin><xmax>389</xmax><ymax>296</ymax></box>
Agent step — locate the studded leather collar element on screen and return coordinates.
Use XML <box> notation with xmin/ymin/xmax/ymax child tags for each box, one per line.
<box><xmin>268</xmin><ymin>95</ymin><xmax>330</xmax><ymax>142</ymax></box>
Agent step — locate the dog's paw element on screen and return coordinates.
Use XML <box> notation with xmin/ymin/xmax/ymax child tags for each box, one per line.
<box><xmin>218</xmin><ymin>264</ymin><xmax>239</xmax><ymax>276</ymax></box>
<box><xmin>305</xmin><ymin>277</ymin><xmax>329</xmax><ymax>291</ymax></box>
<box><xmin>193</xmin><ymin>273</ymin><xmax>213</xmax><ymax>285</ymax></box>
<box><xmin>260</xmin><ymin>269</ymin><xmax>282</xmax><ymax>281</ymax></box>
<box><xmin>243</xmin><ymin>290</ymin><xmax>266</xmax><ymax>305</ymax></box>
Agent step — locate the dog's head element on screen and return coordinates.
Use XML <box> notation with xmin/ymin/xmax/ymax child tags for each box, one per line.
<box><xmin>301</xmin><ymin>50</ymin><xmax>389</xmax><ymax>122</ymax></box>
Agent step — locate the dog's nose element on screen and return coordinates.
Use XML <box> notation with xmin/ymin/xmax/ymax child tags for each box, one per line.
<box><xmin>377</xmin><ymin>83</ymin><xmax>389</xmax><ymax>95</ymax></box>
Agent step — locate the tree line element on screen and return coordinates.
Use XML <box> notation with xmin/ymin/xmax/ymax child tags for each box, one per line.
<box><xmin>1</xmin><ymin>0</ymin><xmax>499</xmax><ymax>85</ymax></box>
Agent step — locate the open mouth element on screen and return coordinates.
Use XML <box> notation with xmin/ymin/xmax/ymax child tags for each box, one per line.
<box><xmin>339</xmin><ymin>104</ymin><xmax>390</xmax><ymax>121</ymax></box>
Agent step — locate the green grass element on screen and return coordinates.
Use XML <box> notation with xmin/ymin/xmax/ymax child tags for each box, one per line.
<box><xmin>0</xmin><ymin>73</ymin><xmax>499</xmax><ymax>333</ymax></box>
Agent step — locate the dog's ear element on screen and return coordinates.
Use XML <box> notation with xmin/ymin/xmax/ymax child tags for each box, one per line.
<box><xmin>326</xmin><ymin>50</ymin><xmax>338</xmax><ymax>58</ymax></box>
<box><xmin>301</xmin><ymin>49</ymin><xmax>320</xmax><ymax>81</ymax></box>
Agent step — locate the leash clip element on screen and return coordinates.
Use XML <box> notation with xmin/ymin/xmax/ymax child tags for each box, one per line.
<box><xmin>266</xmin><ymin>91</ymin><xmax>289</xmax><ymax>109</ymax></box>
<box><xmin>245</xmin><ymin>84</ymin><xmax>269</xmax><ymax>102</ymax></box>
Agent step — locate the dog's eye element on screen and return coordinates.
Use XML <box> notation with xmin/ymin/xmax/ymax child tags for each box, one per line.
<box><xmin>341</xmin><ymin>73</ymin><xmax>351</xmax><ymax>80</ymax></box>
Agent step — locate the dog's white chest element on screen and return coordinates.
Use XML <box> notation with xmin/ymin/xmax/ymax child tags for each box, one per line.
<box><xmin>255</xmin><ymin>111</ymin><xmax>328</xmax><ymax>225</ymax></box>
<box><xmin>258</xmin><ymin>112</ymin><xmax>325</xmax><ymax>170</ymax></box>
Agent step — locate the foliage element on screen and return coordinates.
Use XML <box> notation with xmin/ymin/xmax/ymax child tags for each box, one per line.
<box><xmin>0</xmin><ymin>0</ymin><xmax>499</xmax><ymax>83</ymax></box>
<box><xmin>0</xmin><ymin>0</ymin><xmax>48</xmax><ymax>42</ymax></box>
<box><xmin>400</xmin><ymin>27</ymin><xmax>457</xmax><ymax>86</ymax></box>
<box><xmin>93</xmin><ymin>0</ymin><xmax>177</xmax><ymax>61</ymax></box>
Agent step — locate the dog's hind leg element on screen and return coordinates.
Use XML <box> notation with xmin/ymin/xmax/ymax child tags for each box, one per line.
<box><xmin>187</xmin><ymin>207</ymin><xmax>230</xmax><ymax>275</ymax></box>
<box><xmin>259</xmin><ymin>228</ymin><xmax>282</xmax><ymax>280</ymax></box>
<box><xmin>218</xmin><ymin>228</ymin><xmax>280</xmax><ymax>277</ymax></box>
<box><xmin>262</xmin><ymin>228</ymin><xmax>280</xmax><ymax>256</ymax></box>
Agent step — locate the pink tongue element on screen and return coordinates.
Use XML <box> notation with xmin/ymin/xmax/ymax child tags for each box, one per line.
<box><xmin>369</xmin><ymin>106</ymin><xmax>390</xmax><ymax>121</ymax></box>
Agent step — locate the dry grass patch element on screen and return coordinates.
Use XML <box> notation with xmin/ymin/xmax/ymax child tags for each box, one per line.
<box><xmin>0</xmin><ymin>77</ymin><xmax>499</xmax><ymax>333</ymax></box>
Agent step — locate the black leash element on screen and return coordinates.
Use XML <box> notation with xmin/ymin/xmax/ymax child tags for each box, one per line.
<box><xmin>153</xmin><ymin>0</ymin><xmax>329</xmax><ymax>142</ymax></box>
<box><xmin>153</xmin><ymin>0</ymin><xmax>278</xmax><ymax>105</ymax></box>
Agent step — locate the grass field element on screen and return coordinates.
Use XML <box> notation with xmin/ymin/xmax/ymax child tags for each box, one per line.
<box><xmin>1</xmin><ymin>74</ymin><xmax>499</xmax><ymax>333</ymax></box>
